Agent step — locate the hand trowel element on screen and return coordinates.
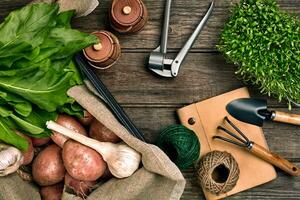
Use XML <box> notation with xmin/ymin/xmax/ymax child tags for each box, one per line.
<box><xmin>226</xmin><ymin>98</ymin><xmax>300</xmax><ymax>127</ymax></box>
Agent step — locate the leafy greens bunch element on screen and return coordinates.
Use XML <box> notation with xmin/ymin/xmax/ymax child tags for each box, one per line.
<box><xmin>218</xmin><ymin>0</ymin><xmax>300</xmax><ymax>106</ymax></box>
<box><xmin>0</xmin><ymin>3</ymin><xmax>98</xmax><ymax>150</ymax></box>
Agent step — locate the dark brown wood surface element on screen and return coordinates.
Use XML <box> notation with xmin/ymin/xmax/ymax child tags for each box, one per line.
<box><xmin>0</xmin><ymin>0</ymin><xmax>299</xmax><ymax>199</ymax></box>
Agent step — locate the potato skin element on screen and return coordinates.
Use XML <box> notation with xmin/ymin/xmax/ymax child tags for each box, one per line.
<box><xmin>32</xmin><ymin>144</ymin><xmax>65</xmax><ymax>186</ymax></box>
<box><xmin>65</xmin><ymin>173</ymin><xmax>96</xmax><ymax>198</ymax></box>
<box><xmin>40</xmin><ymin>182</ymin><xmax>63</xmax><ymax>200</ymax></box>
<box><xmin>15</xmin><ymin>131</ymin><xmax>34</xmax><ymax>165</ymax></box>
<box><xmin>89</xmin><ymin>120</ymin><xmax>121</xmax><ymax>143</ymax></box>
<box><xmin>31</xmin><ymin>137</ymin><xmax>51</xmax><ymax>147</ymax></box>
<box><xmin>51</xmin><ymin>114</ymin><xmax>87</xmax><ymax>147</ymax></box>
<box><xmin>62</xmin><ymin>140</ymin><xmax>106</xmax><ymax>181</ymax></box>
<box><xmin>78</xmin><ymin>110</ymin><xmax>94</xmax><ymax>126</ymax></box>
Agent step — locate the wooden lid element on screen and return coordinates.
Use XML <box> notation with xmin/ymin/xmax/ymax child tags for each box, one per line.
<box><xmin>83</xmin><ymin>31</ymin><xmax>114</xmax><ymax>63</ymax></box>
<box><xmin>111</xmin><ymin>0</ymin><xmax>143</xmax><ymax>26</ymax></box>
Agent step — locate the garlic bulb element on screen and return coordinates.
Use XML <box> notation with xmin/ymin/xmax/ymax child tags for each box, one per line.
<box><xmin>107</xmin><ymin>143</ymin><xmax>141</xmax><ymax>178</ymax></box>
<box><xmin>0</xmin><ymin>144</ymin><xmax>24</xmax><ymax>176</ymax></box>
<box><xmin>47</xmin><ymin>121</ymin><xmax>142</xmax><ymax>178</ymax></box>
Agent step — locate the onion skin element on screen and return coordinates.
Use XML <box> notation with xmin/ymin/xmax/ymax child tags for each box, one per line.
<box><xmin>40</xmin><ymin>182</ymin><xmax>64</xmax><ymax>200</ymax></box>
<box><xmin>78</xmin><ymin>110</ymin><xmax>94</xmax><ymax>126</ymax></box>
<box><xmin>31</xmin><ymin>137</ymin><xmax>51</xmax><ymax>147</ymax></box>
<box><xmin>89</xmin><ymin>120</ymin><xmax>121</xmax><ymax>143</ymax></box>
<box><xmin>65</xmin><ymin>173</ymin><xmax>96</xmax><ymax>198</ymax></box>
<box><xmin>32</xmin><ymin>144</ymin><xmax>65</xmax><ymax>186</ymax></box>
<box><xmin>51</xmin><ymin>114</ymin><xmax>87</xmax><ymax>148</ymax></box>
<box><xmin>15</xmin><ymin>131</ymin><xmax>34</xmax><ymax>165</ymax></box>
<box><xmin>62</xmin><ymin>140</ymin><xmax>107</xmax><ymax>181</ymax></box>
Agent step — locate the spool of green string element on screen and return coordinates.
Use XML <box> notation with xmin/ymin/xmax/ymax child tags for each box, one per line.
<box><xmin>156</xmin><ymin>125</ymin><xmax>200</xmax><ymax>170</ymax></box>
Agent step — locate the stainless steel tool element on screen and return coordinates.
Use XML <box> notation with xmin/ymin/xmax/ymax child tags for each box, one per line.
<box><xmin>148</xmin><ymin>1</ymin><xmax>214</xmax><ymax>77</ymax></box>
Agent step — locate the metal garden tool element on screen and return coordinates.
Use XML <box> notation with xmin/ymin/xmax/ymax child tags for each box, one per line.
<box><xmin>148</xmin><ymin>1</ymin><xmax>214</xmax><ymax>77</ymax></box>
<box><xmin>226</xmin><ymin>98</ymin><xmax>300</xmax><ymax>127</ymax></box>
<box><xmin>214</xmin><ymin>117</ymin><xmax>300</xmax><ymax>176</ymax></box>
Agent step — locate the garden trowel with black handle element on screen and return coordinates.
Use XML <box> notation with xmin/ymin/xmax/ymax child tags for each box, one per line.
<box><xmin>226</xmin><ymin>98</ymin><xmax>300</xmax><ymax>127</ymax></box>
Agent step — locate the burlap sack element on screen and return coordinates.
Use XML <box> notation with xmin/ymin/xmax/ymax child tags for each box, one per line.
<box><xmin>0</xmin><ymin>85</ymin><xmax>186</xmax><ymax>200</ymax></box>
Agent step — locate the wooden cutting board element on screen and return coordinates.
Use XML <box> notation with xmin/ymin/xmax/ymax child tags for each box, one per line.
<box><xmin>177</xmin><ymin>87</ymin><xmax>277</xmax><ymax>200</ymax></box>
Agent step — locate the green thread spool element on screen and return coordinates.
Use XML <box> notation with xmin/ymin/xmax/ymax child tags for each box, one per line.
<box><xmin>156</xmin><ymin>125</ymin><xmax>200</xmax><ymax>169</ymax></box>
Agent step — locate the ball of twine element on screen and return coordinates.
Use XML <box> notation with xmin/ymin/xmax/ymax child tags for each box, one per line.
<box><xmin>196</xmin><ymin>151</ymin><xmax>240</xmax><ymax>195</ymax></box>
<box><xmin>156</xmin><ymin>125</ymin><xmax>200</xmax><ymax>170</ymax></box>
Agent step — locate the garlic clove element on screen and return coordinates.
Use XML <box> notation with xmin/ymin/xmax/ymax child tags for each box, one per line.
<box><xmin>107</xmin><ymin>143</ymin><xmax>141</xmax><ymax>178</ymax></box>
<box><xmin>0</xmin><ymin>144</ymin><xmax>24</xmax><ymax>177</ymax></box>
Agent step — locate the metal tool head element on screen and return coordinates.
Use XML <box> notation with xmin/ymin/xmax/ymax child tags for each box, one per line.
<box><xmin>148</xmin><ymin>46</ymin><xmax>173</xmax><ymax>77</ymax></box>
<box><xmin>148</xmin><ymin>1</ymin><xmax>214</xmax><ymax>78</ymax></box>
<box><xmin>226</xmin><ymin>98</ymin><xmax>268</xmax><ymax>127</ymax></box>
<box><xmin>213</xmin><ymin>117</ymin><xmax>253</xmax><ymax>149</ymax></box>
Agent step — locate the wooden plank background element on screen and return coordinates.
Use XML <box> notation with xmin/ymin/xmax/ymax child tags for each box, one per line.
<box><xmin>0</xmin><ymin>0</ymin><xmax>299</xmax><ymax>199</ymax></box>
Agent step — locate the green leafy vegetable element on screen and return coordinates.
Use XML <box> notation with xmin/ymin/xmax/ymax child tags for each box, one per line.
<box><xmin>218</xmin><ymin>0</ymin><xmax>300</xmax><ymax>106</ymax></box>
<box><xmin>0</xmin><ymin>3</ymin><xmax>98</xmax><ymax>150</ymax></box>
<box><xmin>0</xmin><ymin>90</ymin><xmax>32</xmax><ymax>117</ymax></box>
<box><xmin>0</xmin><ymin>117</ymin><xmax>28</xmax><ymax>150</ymax></box>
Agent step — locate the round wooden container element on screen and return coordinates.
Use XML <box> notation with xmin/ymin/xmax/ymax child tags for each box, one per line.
<box><xmin>110</xmin><ymin>0</ymin><xmax>148</xmax><ymax>33</ymax></box>
<box><xmin>83</xmin><ymin>31</ymin><xmax>121</xmax><ymax>69</ymax></box>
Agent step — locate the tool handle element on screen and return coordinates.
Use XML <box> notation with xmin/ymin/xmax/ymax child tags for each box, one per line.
<box><xmin>250</xmin><ymin>143</ymin><xmax>300</xmax><ymax>176</ymax></box>
<box><xmin>161</xmin><ymin>0</ymin><xmax>172</xmax><ymax>54</ymax></box>
<box><xmin>272</xmin><ymin>111</ymin><xmax>300</xmax><ymax>126</ymax></box>
<box><xmin>170</xmin><ymin>2</ymin><xmax>214</xmax><ymax>77</ymax></box>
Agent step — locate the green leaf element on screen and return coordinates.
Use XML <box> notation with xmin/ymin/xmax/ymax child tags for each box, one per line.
<box><xmin>0</xmin><ymin>105</ymin><xmax>43</xmax><ymax>134</ymax></box>
<box><xmin>0</xmin><ymin>3</ymin><xmax>59</xmax><ymax>68</ymax></box>
<box><xmin>40</xmin><ymin>27</ymin><xmax>98</xmax><ymax>61</ymax></box>
<box><xmin>0</xmin><ymin>60</ymin><xmax>75</xmax><ymax>112</ymax></box>
<box><xmin>0</xmin><ymin>117</ymin><xmax>28</xmax><ymax>150</ymax></box>
<box><xmin>58</xmin><ymin>101</ymin><xmax>83</xmax><ymax>118</ymax></box>
<box><xmin>21</xmin><ymin>106</ymin><xmax>57</xmax><ymax>137</ymax></box>
<box><xmin>0</xmin><ymin>90</ymin><xmax>32</xmax><ymax>117</ymax></box>
<box><xmin>56</xmin><ymin>10</ymin><xmax>75</xmax><ymax>28</ymax></box>
<box><xmin>0</xmin><ymin>3</ymin><xmax>98</xmax><ymax>149</ymax></box>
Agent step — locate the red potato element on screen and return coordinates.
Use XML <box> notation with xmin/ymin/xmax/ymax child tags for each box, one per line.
<box><xmin>78</xmin><ymin>110</ymin><xmax>94</xmax><ymax>126</ymax></box>
<box><xmin>62</xmin><ymin>140</ymin><xmax>107</xmax><ymax>181</ymax></box>
<box><xmin>31</xmin><ymin>137</ymin><xmax>51</xmax><ymax>147</ymax></box>
<box><xmin>32</xmin><ymin>144</ymin><xmax>65</xmax><ymax>186</ymax></box>
<box><xmin>65</xmin><ymin>173</ymin><xmax>96</xmax><ymax>198</ymax></box>
<box><xmin>51</xmin><ymin>114</ymin><xmax>87</xmax><ymax>147</ymax></box>
<box><xmin>40</xmin><ymin>182</ymin><xmax>64</xmax><ymax>200</ymax></box>
<box><xmin>89</xmin><ymin>120</ymin><xmax>121</xmax><ymax>143</ymax></box>
<box><xmin>15</xmin><ymin>131</ymin><xmax>34</xmax><ymax>165</ymax></box>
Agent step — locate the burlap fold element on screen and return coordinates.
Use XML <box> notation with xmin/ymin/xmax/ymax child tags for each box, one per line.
<box><xmin>0</xmin><ymin>85</ymin><xmax>185</xmax><ymax>200</ymax></box>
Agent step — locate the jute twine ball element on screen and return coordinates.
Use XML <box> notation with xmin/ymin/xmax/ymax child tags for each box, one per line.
<box><xmin>196</xmin><ymin>151</ymin><xmax>240</xmax><ymax>195</ymax></box>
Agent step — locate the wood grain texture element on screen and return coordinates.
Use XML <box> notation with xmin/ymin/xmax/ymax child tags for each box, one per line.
<box><xmin>0</xmin><ymin>0</ymin><xmax>299</xmax><ymax>199</ymax></box>
<box><xmin>274</xmin><ymin>111</ymin><xmax>300</xmax><ymax>126</ymax></box>
<box><xmin>123</xmin><ymin>107</ymin><xmax>300</xmax><ymax>158</ymax></box>
<box><xmin>95</xmin><ymin>52</ymin><xmax>298</xmax><ymax>107</ymax></box>
<box><xmin>181</xmin><ymin>163</ymin><xmax>300</xmax><ymax>200</ymax></box>
<box><xmin>250</xmin><ymin>143</ymin><xmax>300</xmax><ymax>176</ymax></box>
<box><xmin>0</xmin><ymin>0</ymin><xmax>299</xmax><ymax>51</ymax></box>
